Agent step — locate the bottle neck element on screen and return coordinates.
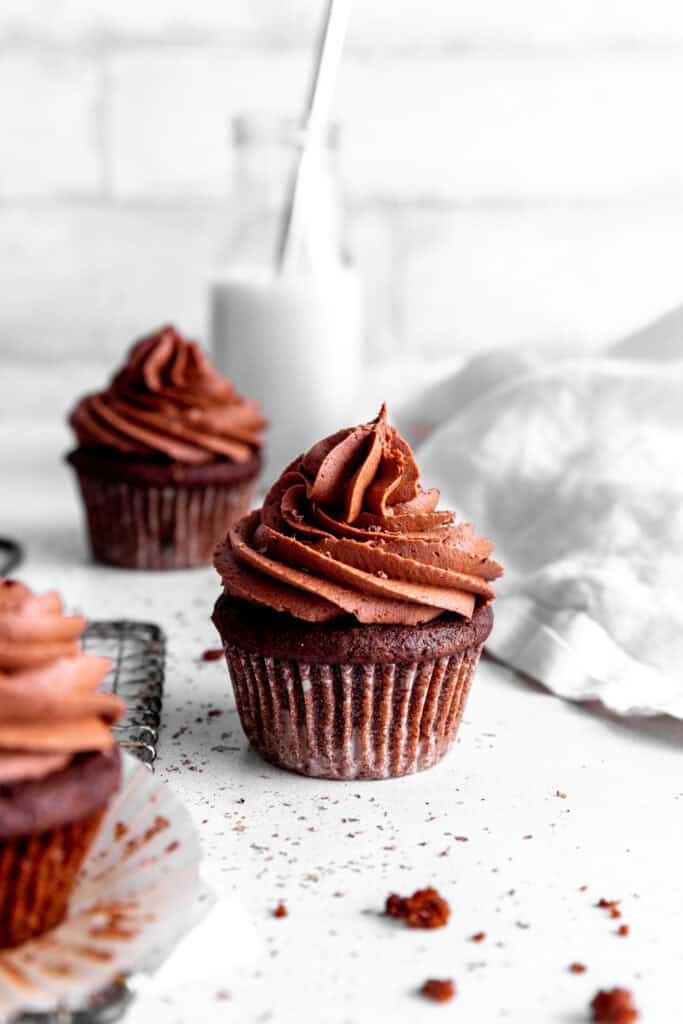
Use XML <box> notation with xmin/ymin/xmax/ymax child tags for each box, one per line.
<box><xmin>226</xmin><ymin>116</ymin><xmax>346</xmax><ymax>275</ymax></box>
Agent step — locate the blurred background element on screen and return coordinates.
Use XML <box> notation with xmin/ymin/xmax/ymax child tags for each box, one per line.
<box><xmin>4</xmin><ymin>0</ymin><xmax>683</xmax><ymax>373</ymax></box>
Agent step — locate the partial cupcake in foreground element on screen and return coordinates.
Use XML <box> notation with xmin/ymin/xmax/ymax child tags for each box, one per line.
<box><xmin>212</xmin><ymin>404</ymin><xmax>503</xmax><ymax>780</ymax></box>
<box><xmin>0</xmin><ymin>580</ymin><xmax>124</xmax><ymax>949</ymax></box>
<box><xmin>68</xmin><ymin>325</ymin><xmax>267</xmax><ymax>569</ymax></box>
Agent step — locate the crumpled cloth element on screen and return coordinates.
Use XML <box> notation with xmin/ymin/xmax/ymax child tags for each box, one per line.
<box><xmin>406</xmin><ymin>306</ymin><xmax>683</xmax><ymax>718</ymax></box>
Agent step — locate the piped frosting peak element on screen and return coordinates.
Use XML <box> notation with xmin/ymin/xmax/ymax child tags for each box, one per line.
<box><xmin>215</xmin><ymin>405</ymin><xmax>503</xmax><ymax>625</ymax></box>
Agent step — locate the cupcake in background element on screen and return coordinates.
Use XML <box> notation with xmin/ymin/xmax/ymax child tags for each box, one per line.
<box><xmin>68</xmin><ymin>325</ymin><xmax>267</xmax><ymax>569</ymax></box>
<box><xmin>212</xmin><ymin>404</ymin><xmax>503</xmax><ymax>780</ymax></box>
<box><xmin>0</xmin><ymin>580</ymin><xmax>124</xmax><ymax>949</ymax></box>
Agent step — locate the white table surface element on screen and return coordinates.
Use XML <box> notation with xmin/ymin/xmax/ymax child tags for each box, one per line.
<box><xmin>2</xmin><ymin>366</ymin><xmax>681</xmax><ymax>1024</ymax></box>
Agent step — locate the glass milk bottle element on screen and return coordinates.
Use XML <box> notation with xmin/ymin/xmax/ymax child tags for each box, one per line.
<box><xmin>209</xmin><ymin>114</ymin><xmax>363</xmax><ymax>482</ymax></box>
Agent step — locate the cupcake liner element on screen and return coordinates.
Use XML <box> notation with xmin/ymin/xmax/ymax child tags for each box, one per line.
<box><xmin>0</xmin><ymin>753</ymin><xmax>204</xmax><ymax>1019</ymax></box>
<box><xmin>73</xmin><ymin>472</ymin><xmax>256</xmax><ymax>569</ymax></box>
<box><xmin>223</xmin><ymin>641</ymin><xmax>484</xmax><ymax>780</ymax></box>
<box><xmin>0</xmin><ymin>810</ymin><xmax>104</xmax><ymax>950</ymax></box>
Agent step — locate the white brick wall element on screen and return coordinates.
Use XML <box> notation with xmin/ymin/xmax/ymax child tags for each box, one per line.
<box><xmin>5</xmin><ymin>1</ymin><xmax>683</xmax><ymax>47</ymax></box>
<box><xmin>0</xmin><ymin>203</ymin><xmax>220</xmax><ymax>359</ymax></box>
<box><xmin>396</xmin><ymin>202</ymin><xmax>683</xmax><ymax>356</ymax></box>
<box><xmin>2</xmin><ymin>2</ymin><xmax>683</xmax><ymax>365</ymax></box>
<box><xmin>0</xmin><ymin>54</ymin><xmax>100</xmax><ymax>196</ymax></box>
<box><xmin>108</xmin><ymin>51</ymin><xmax>309</xmax><ymax>198</ymax></box>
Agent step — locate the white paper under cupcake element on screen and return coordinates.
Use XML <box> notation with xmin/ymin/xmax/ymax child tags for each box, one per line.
<box><xmin>0</xmin><ymin>753</ymin><xmax>205</xmax><ymax>1021</ymax></box>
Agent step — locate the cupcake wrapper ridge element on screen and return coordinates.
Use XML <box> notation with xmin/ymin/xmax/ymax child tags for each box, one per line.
<box><xmin>222</xmin><ymin>642</ymin><xmax>483</xmax><ymax>780</ymax></box>
<box><xmin>0</xmin><ymin>810</ymin><xmax>105</xmax><ymax>950</ymax></box>
<box><xmin>73</xmin><ymin>473</ymin><xmax>257</xmax><ymax>570</ymax></box>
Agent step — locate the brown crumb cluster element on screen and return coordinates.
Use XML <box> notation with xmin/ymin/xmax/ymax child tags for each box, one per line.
<box><xmin>385</xmin><ymin>888</ymin><xmax>450</xmax><ymax>929</ymax></box>
<box><xmin>419</xmin><ymin>979</ymin><xmax>456</xmax><ymax>1003</ymax></box>
<box><xmin>273</xmin><ymin>901</ymin><xmax>288</xmax><ymax>918</ymax></box>
<box><xmin>590</xmin><ymin>988</ymin><xmax>639</xmax><ymax>1022</ymax></box>
<box><xmin>597</xmin><ymin>898</ymin><xmax>622</xmax><ymax>919</ymax></box>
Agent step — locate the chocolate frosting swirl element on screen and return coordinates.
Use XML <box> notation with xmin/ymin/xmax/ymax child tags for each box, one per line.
<box><xmin>69</xmin><ymin>325</ymin><xmax>267</xmax><ymax>464</ymax></box>
<box><xmin>214</xmin><ymin>405</ymin><xmax>503</xmax><ymax>625</ymax></box>
<box><xmin>0</xmin><ymin>581</ymin><xmax>125</xmax><ymax>785</ymax></box>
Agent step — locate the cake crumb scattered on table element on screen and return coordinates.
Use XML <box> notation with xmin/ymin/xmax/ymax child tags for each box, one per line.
<box><xmin>202</xmin><ymin>648</ymin><xmax>224</xmax><ymax>661</ymax></box>
<box><xmin>273</xmin><ymin>901</ymin><xmax>288</xmax><ymax>918</ymax></box>
<box><xmin>590</xmin><ymin>987</ymin><xmax>639</xmax><ymax>1022</ymax></box>
<box><xmin>618</xmin><ymin>924</ymin><xmax>630</xmax><ymax>937</ymax></box>
<box><xmin>385</xmin><ymin>888</ymin><xmax>450</xmax><ymax>929</ymax></box>
<box><xmin>569</xmin><ymin>962</ymin><xmax>587</xmax><ymax>974</ymax></box>
<box><xmin>471</xmin><ymin>931</ymin><xmax>486</xmax><ymax>943</ymax></box>
<box><xmin>597</xmin><ymin>898</ymin><xmax>621</xmax><ymax>919</ymax></box>
<box><xmin>419</xmin><ymin>978</ymin><xmax>455</xmax><ymax>1003</ymax></box>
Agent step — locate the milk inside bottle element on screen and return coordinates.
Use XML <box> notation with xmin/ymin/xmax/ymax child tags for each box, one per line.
<box><xmin>209</xmin><ymin>116</ymin><xmax>363</xmax><ymax>482</ymax></box>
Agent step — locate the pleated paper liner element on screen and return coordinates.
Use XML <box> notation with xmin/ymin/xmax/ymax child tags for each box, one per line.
<box><xmin>0</xmin><ymin>753</ymin><xmax>204</xmax><ymax>1022</ymax></box>
<box><xmin>0</xmin><ymin>810</ymin><xmax>106</xmax><ymax>951</ymax></box>
<box><xmin>224</xmin><ymin>642</ymin><xmax>484</xmax><ymax>780</ymax></box>
<box><xmin>73</xmin><ymin>474</ymin><xmax>257</xmax><ymax>569</ymax></box>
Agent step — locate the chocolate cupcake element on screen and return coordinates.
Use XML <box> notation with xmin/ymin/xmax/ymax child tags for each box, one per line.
<box><xmin>68</xmin><ymin>325</ymin><xmax>267</xmax><ymax>569</ymax></box>
<box><xmin>0</xmin><ymin>581</ymin><xmax>124</xmax><ymax>948</ymax></box>
<box><xmin>212</xmin><ymin>405</ymin><xmax>503</xmax><ymax>780</ymax></box>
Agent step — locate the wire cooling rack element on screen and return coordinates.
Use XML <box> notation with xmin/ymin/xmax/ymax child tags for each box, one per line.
<box><xmin>0</xmin><ymin>538</ymin><xmax>24</xmax><ymax>577</ymax></box>
<box><xmin>82</xmin><ymin>620</ymin><xmax>166</xmax><ymax>767</ymax></box>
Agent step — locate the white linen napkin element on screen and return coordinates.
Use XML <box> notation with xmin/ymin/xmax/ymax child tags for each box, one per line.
<box><xmin>405</xmin><ymin>307</ymin><xmax>683</xmax><ymax>718</ymax></box>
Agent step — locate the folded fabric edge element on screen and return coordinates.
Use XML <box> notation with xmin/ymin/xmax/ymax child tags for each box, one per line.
<box><xmin>486</xmin><ymin>595</ymin><xmax>683</xmax><ymax>720</ymax></box>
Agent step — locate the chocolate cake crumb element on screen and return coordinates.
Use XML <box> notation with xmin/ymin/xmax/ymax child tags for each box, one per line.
<box><xmin>419</xmin><ymin>979</ymin><xmax>455</xmax><ymax>1003</ymax></box>
<box><xmin>618</xmin><ymin>924</ymin><xmax>630</xmax><ymax>937</ymax></box>
<box><xmin>590</xmin><ymin>988</ymin><xmax>639</xmax><ymax>1022</ymax></box>
<box><xmin>569</xmin><ymin>962</ymin><xmax>587</xmax><ymax>974</ymax></box>
<box><xmin>273</xmin><ymin>902</ymin><xmax>288</xmax><ymax>919</ymax></box>
<box><xmin>385</xmin><ymin>888</ymin><xmax>450</xmax><ymax>929</ymax></box>
<box><xmin>202</xmin><ymin>648</ymin><xmax>224</xmax><ymax>661</ymax></box>
<box><xmin>597</xmin><ymin>898</ymin><xmax>621</xmax><ymax>919</ymax></box>
<box><xmin>471</xmin><ymin>931</ymin><xmax>486</xmax><ymax>943</ymax></box>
